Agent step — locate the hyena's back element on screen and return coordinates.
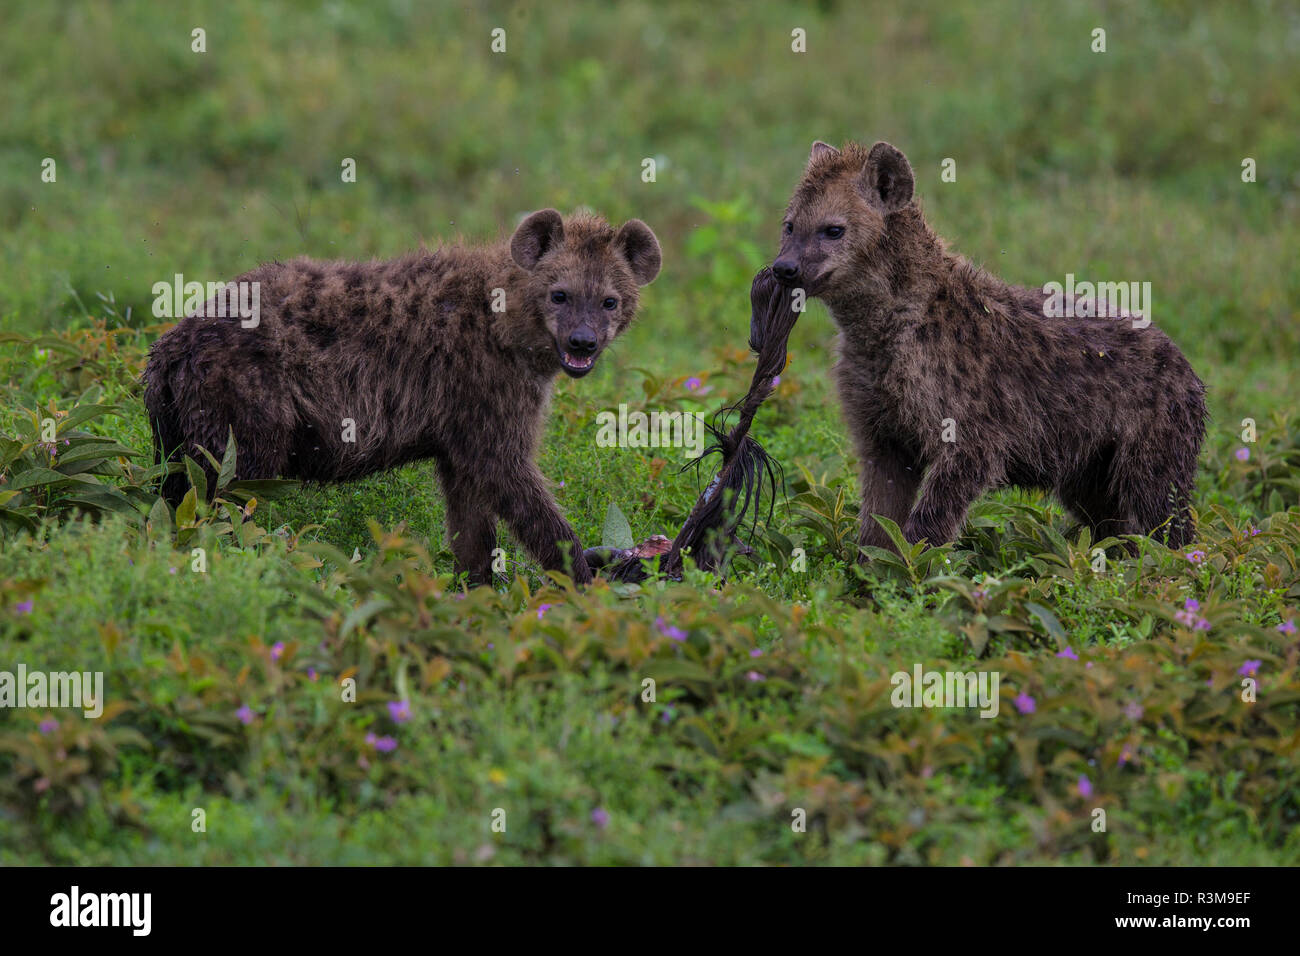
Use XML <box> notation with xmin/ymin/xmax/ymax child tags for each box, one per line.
<box><xmin>144</xmin><ymin>249</ymin><xmax>515</xmax><ymax>500</ymax></box>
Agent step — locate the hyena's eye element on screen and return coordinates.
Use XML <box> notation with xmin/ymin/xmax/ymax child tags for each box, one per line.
<box><xmin>602</xmin><ymin>297</ymin><xmax>618</xmax><ymax>310</ymax></box>
<box><xmin>551</xmin><ymin>290</ymin><xmax>567</xmax><ymax>304</ymax></box>
<box><xmin>783</xmin><ymin>222</ymin><xmax>793</xmax><ymax>235</ymax></box>
<box><xmin>824</xmin><ymin>225</ymin><xmax>845</xmax><ymax>240</ymax></box>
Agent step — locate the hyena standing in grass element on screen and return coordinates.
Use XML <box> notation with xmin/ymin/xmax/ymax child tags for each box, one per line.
<box><xmin>143</xmin><ymin>209</ymin><xmax>661</xmax><ymax>585</ymax></box>
<box><xmin>772</xmin><ymin>140</ymin><xmax>1206</xmax><ymax>554</ymax></box>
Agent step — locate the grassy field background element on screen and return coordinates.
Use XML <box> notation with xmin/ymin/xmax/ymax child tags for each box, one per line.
<box><xmin>1</xmin><ymin>0</ymin><xmax>1298</xmax><ymax>864</ymax></box>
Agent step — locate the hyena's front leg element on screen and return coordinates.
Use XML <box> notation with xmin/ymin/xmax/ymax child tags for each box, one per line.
<box><xmin>855</xmin><ymin>438</ymin><xmax>923</xmax><ymax>555</ymax></box>
<box><xmin>490</xmin><ymin>460</ymin><xmax>592</xmax><ymax>585</ymax></box>
<box><xmin>903</xmin><ymin>455</ymin><xmax>990</xmax><ymax>547</ymax></box>
<box><xmin>437</xmin><ymin>461</ymin><xmax>499</xmax><ymax>586</ymax></box>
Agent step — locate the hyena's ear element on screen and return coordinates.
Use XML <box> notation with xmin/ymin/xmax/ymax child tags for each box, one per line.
<box><xmin>808</xmin><ymin>140</ymin><xmax>840</xmax><ymax>168</ymax></box>
<box><xmin>613</xmin><ymin>219</ymin><xmax>662</xmax><ymax>286</ymax></box>
<box><xmin>860</xmin><ymin>141</ymin><xmax>915</xmax><ymax>212</ymax></box>
<box><xmin>510</xmin><ymin>208</ymin><xmax>565</xmax><ymax>270</ymax></box>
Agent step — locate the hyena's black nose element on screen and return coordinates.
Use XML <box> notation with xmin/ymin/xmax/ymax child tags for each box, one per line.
<box><xmin>566</xmin><ymin>327</ymin><xmax>598</xmax><ymax>356</ymax></box>
<box><xmin>772</xmin><ymin>259</ymin><xmax>800</xmax><ymax>282</ymax></box>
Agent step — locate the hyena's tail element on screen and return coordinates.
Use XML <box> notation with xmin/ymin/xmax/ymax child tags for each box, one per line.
<box><xmin>142</xmin><ymin>364</ymin><xmax>189</xmax><ymax>506</ymax></box>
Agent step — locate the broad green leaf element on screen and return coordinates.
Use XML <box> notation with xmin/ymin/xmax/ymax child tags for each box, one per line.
<box><xmin>176</xmin><ymin>488</ymin><xmax>198</xmax><ymax>526</ymax></box>
<box><xmin>602</xmin><ymin>501</ymin><xmax>635</xmax><ymax>550</ymax></box>
<box><xmin>8</xmin><ymin>467</ymin><xmax>68</xmax><ymax>491</ymax></box>
<box><xmin>55</xmin><ymin>404</ymin><xmax>120</xmax><ymax>434</ymax></box>
<box><xmin>217</xmin><ymin>428</ymin><xmax>238</xmax><ymax>490</ymax></box>
<box><xmin>184</xmin><ymin>455</ymin><xmax>208</xmax><ymax>503</ymax></box>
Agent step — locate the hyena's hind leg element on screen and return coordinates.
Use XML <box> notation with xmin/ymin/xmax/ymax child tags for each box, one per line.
<box><xmin>170</xmin><ymin>392</ymin><xmax>292</xmax><ymax>503</ymax></box>
<box><xmin>1057</xmin><ymin>446</ymin><xmax>1140</xmax><ymax>544</ymax></box>
<box><xmin>1099</xmin><ymin>440</ymin><xmax>1198</xmax><ymax>549</ymax></box>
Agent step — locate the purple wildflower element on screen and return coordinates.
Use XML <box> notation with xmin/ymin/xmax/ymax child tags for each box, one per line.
<box><xmin>1077</xmin><ymin>775</ymin><xmax>1093</xmax><ymax>799</ymax></box>
<box><xmin>1185</xmin><ymin>550</ymin><xmax>1206</xmax><ymax>564</ymax></box>
<box><xmin>366</xmin><ymin>733</ymin><xmax>398</xmax><ymax>753</ymax></box>
<box><xmin>270</xmin><ymin>641</ymin><xmax>285</xmax><ymax>661</ymax></box>
<box><xmin>1014</xmin><ymin>693</ymin><xmax>1036</xmax><ymax>715</ymax></box>
<box><xmin>388</xmin><ymin>700</ymin><xmax>411</xmax><ymax>723</ymax></box>
<box><xmin>1237</xmin><ymin>660</ymin><xmax>1261</xmax><ymax>677</ymax></box>
<box><xmin>1123</xmin><ymin>701</ymin><xmax>1144</xmax><ymax>721</ymax></box>
<box><xmin>1277</xmin><ymin>620</ymin><xmax>1297</xmax><ymax>636</ymax></box>
<box><xmin>14</xmin><ymin>599</ymin><xmax>33</xmax><ymax>615</ymax></box>
<box><xmin>537</xmin><ymin>603</ymin><xmax>553</xmax><ymax>620</ymax></box>
<box><xmin>236</xmin><ymin>705</ymin><xmax>254</xmax><ymax>725</ymax></box>
<box><xmin>655</xmin><ymin>615</ymin><xmax>687</xmax><ymax>641</ymax></box>
<box><xmin>749</xmin><ymin>648</ymin><xmax>763</xmax><ymax>658</ymax></box>
<box><xmin>1056</xmin><ymin>647</ymin><xmax>1078</xmax><ymax>661</ymax></box>
<box><xmin>685</xmin><ymin>376</ymin><xmax>702</xmax><ymax>391</ymax></box>
<box><xmin>746</xmin><ymin>671</ymin><xmax>765</xmax><ymax>682</ymax></box>
<box><xmin>1234</xmin><ymin>447</ymin><xmax>1250</xmax><ymax>462</ymax></box>
<box><xmin>591</xmin><ymin>807</ymin><xmax>610</xmax><ymax>829</ymax></box>
<box><xmin>38</xmin><ymin>718</ymin><xmax>59</xmax><ymax>735</ymax></box>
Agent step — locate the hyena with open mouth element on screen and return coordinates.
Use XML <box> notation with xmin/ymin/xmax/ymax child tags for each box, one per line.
<box><xmin>143</xmin><ymin>208</ymin><xmax>661</xmax><ymax>585</ymax></box>
<box><xmin>773</xmin><ymin>140</ymin><xmax>1206</xmax><ymax>554</ymax></box>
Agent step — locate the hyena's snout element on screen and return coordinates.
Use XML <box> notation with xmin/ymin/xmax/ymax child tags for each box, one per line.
<box><xmin>771</xmin><ymin>258</ymin><xmax>802</xmax><ymax>286</ymax></box>
<box><xmin>557</xmin><ymin>320</ymin><xmax>601</xmax><ymax>377</ymax></box>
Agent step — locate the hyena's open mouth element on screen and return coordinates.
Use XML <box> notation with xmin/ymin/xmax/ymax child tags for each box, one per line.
<box><xmin>558</xmin><ymin>348</ymin><xmax>597</xmax><ymax>377</ymax></box>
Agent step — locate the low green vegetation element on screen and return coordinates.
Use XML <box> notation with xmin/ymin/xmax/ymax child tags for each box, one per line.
<box><xmin>1</xmin><ymin>0</ymin><xmax>1297</xmax><ymax>864</ymax></box>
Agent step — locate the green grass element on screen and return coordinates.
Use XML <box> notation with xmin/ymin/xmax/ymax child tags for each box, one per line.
<box><xmin>1</xmin><ymin>0</ymin><xmax>1298</xmax><ymax>865</ymax></box>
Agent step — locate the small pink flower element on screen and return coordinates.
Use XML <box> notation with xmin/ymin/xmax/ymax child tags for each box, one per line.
<box><xmin>591</xmin><ymin>807</ymin><xmax>610</xmax><ymax>829</ymax></box>
<box><xmin>1077</xmin><ymin>775</ymin><xmax>1093</xmax><ymax>799</ymax></box>
<box><xmin>537</xmin><ymin>603</ymin><xmax>553</xmax><ymax>620</ymax></box>
<box><xmin>14</xmin><ymin>599</ymin><xmax>33</xmax><ymax>615</ymax></box>
<box><xmin>1056</xmin><ymin>647</ymin><xmax>1078</xmax><ymax>661</ymax></box>
<box><xmin>1277</xmin><ymin>620</ymin><xmax>1297</xmax><ymax>636</ymax></box>
<box><xmin>1234</xmin><ymin>447</ymin><xmax>1250</xmax><ymax>462</ymax></box>
<box><xmin>1014</xmin><ymin>693</ymin><xmax>1036</xmax><ymax>714</ymax></box>
<box><xmin>1124</xmin><ymin>701</ymin><xmax>1144</xmax><ymax>721</ymax></box>
<box><xmin>746</xmin><ymin>671</ymin><xmax>765</xmax><ymax>682</ymax></box>
<box><xmin>749</xmin><ymin>648</ymin><xmax>763</xmax><ymax>658</ymax></box>
<box><xmin>1185</xmin><ymin>550</ymin><xmax>1206</xmax><ymax>564</ymax></box>
<box><xmin>270</xmin><ymin>641</ymin><xmax>285</xmax><ymax>661</ymax></box>
<box><xmin>366</xmin><ymin>733</ymin><xmax>398</xmax><ymax>753</ymax></box>
<box><xmin>1237</xmin><ymin>660</ymin><xmax>1261</xmax><ymax>677</ymax></box>
<box><xmin>38</xmin><ymin>718</ymin><xmax>59</xmax><ymax>735</ymax></box>
<box><xmin>236</xmin><ymin>705</ymin><xmax>254</xmax><ymax>725</ymax></box>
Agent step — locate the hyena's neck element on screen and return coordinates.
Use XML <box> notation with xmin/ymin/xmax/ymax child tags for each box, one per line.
<box><xmin>487</xmin><ymin>256</ymin><xmax>563</xmax><ymax>379</ymax></box>
<box><xmin>822</xmin><ymin>208</ymin><xmax>999</xmax><ymax>340</ymax></box>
